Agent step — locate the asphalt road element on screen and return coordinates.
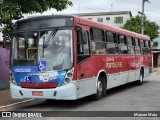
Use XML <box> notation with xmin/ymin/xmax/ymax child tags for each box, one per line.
<box><xmin>1</xmin><ymin>72</ymin><xmax>160</xmax><ymax>119</ymax></box>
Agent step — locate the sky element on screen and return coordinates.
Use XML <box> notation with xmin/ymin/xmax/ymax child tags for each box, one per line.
<box><xmin>32</xmin><ymin>0</ymin><xmax>160</xmax><ymax>25</ymax></box>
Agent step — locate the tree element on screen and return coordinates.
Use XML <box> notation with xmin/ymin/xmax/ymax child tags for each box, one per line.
<box><xmin>123</xmin><ymin>15</ymin><xmax>159</xmax><ymax>39</ymax></box>
<box><xmin>0</xmin><ymin>0</ymin><xmax>73</xmax><ymax>37</ymax></box>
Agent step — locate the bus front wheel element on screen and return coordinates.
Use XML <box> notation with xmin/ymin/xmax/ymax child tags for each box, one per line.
<box><xmin>92</xmin><ymin>75</ymin><xmax>106</xmax><ymax>100</ymax></box>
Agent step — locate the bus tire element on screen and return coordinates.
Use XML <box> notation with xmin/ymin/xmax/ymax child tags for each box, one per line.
<box><xmin>136</xmin><ymin>70</ymin><xmax>144</xmax><ymax>85</ymax></box>
<box><xmin>92</xmin><ymin>75</ymin><xmax>106</xmax><ymax>100</ymax></box>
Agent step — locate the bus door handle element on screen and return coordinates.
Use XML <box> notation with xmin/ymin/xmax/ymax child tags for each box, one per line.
<box><xmin>80</xmin><ymin>73</ymin><xmax>84</xmax><ymax>78</ymax></box>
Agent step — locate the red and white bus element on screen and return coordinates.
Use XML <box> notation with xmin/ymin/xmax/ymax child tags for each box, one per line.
<box><xmin>7</xmin><ymin>15</ymin><xmax>152</xmax><ymax>100</ymax></box>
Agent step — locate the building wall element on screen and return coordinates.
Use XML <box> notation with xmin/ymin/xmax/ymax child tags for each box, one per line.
<box><xmin>0</xmin><ymin>43</ymin><xmax>10</xmax><ymax>89</ymax></box>
<box><xmin>152</xmin><ymin>37</ymin><xmax>160</xmax><ymax>49</ymax></box>
<box><xmin>158</xmin><ymin>33</ymin><xmax>160</xmax><ymax>38</ymax></box>
<box><xmin>78</xmin><ymin>13</ymin><xmax>131</xmax><ymax>28</ymax></box>
<box><xmin>152</xmin><ymin>32</ymin><xmax>160</xmax><ymax>67</ymax></box>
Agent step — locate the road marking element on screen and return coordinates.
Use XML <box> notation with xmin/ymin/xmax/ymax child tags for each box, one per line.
<box><xmin>0</xmin><ymin>99</ymin><xmax>35</xmax><ymax>109</ymax></box>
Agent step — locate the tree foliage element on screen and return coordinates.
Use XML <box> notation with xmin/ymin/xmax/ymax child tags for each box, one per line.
<box><xmin>123</xmin><ymin>15</ymin><xmax>159</xmax><ymax>39</ymax></box>
<box><xmin>0</xmin><ymin>0</ymin><xmax>73</xmax><ymax>35</ymax></box>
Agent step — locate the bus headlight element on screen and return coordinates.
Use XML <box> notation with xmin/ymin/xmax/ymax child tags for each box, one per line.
<box><xmin>65</xmin><ymin>78</ymin><xmax>71</xmax><ymax>83</ymax></box>
<box><xmin>62</xmin><ymin>68</ymin><xmax>74</xmax><ymax>85</ymax></box>
<box><xmin>10</xmin><ymin>71</ymin><xmax>16</xmax><ymax>85</ymax></box>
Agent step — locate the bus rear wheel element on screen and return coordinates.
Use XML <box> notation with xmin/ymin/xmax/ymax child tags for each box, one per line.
<box><xmin>136</xmin><ymin>70</ymin><xmax>144</xmax><ymax>85</ymax></box>
<box><xmin>92</xmin><ymin>75</ymin><xmax>106</xmax><ymax>100</ymax></box>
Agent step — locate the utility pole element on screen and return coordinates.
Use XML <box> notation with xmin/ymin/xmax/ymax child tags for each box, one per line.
<box><xmin>141</xmin><ymin>0</ymin><xmax>145</xmax><ymax>35</ymax></box>
<box><xmin>141</xmin><ymin>0</ymin><xmax>150</xmax><ymax>35</ymax></box>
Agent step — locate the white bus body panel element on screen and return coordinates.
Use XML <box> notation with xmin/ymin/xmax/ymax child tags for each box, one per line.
<box><xmin>10</xmin><ymin>82</ymin><xmax>77</xmax><ymax>100</ymax></box>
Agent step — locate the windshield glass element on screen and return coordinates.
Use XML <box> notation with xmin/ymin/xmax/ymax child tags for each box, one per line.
<box><xmin>38</xmin><ymin>29</ymin><xmax>73</xmax><ymax>70</ymax></box>
<box><xmin>11</xmin><ymin>29</ymin><xmax>73</xmax><ymax>71</ymax></box>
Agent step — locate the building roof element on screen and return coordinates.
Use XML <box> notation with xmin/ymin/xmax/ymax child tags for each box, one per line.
<box><xmin>72</xmin><ymin>11</ymin><xmax>132</xmax><ymax>17</ymax></box>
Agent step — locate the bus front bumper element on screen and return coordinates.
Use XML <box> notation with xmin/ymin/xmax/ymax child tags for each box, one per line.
<box><xmin>10</xmin><ymin>82</ymin><xmax>77</xmax><ymax>100</ymax></box>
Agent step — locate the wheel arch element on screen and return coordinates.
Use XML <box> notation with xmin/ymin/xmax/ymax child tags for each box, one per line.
<box><xmin>96</xmin><ymin>70</ymin><xmax>107</xmax><ymax>90</ymax></box>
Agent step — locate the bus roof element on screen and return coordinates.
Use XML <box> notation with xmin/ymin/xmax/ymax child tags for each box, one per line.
<box><xmin>73</xmin><ymin>16</ymin><xmax>150</xmax><ymax>41</ymax></box>
<box><xmin>16</xmin><ymin>15</ymin><xmax>150</xmax><ymax>41</ymax></box>
<box><xmin>16</xmin><ymin>15</ymin><xmax>74</xmax><ymax>23</ymax></box>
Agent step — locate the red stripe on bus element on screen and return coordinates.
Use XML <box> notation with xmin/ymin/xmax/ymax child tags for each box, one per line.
<box><xmin>20</xmin><ymin>82</ymin><xmax>58</xmax><ymax>89</ymax></box>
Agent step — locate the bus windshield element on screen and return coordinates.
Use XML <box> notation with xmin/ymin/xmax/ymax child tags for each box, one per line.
<box><xmin>11</xmin><ymin>28</ymin><xmax>73</xmax><ymax>71</ymax></box>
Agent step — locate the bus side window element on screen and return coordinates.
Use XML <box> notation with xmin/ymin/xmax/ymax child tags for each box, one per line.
<box><xmin>127</xmin><ymin>36</ymin><xmax>134</xmax><ymax>55</ymax></box>
<box><xmin>145</xmin><ymin>41</ymin><xmax>151</xmax><ymax>55</ymax></box>
<box><xmin>148</xmin><ymin>41</ymin><xmax>151</xmax><ymax>55</ymax></box>
<box><xmin>76</xmin><ymin>27</ymin><xmax>91</xmax><ymax>63</ymax></box>
<box><xmin>135</xmin><ymin>38</ymin><xmax>141</xmax><ymax>55</ymax></box>
<box><xmin>90</xmin><ymin>28</ymin><xmax>94</xmax><ymax>40</ymax></box>
<box><xmin>106</xmin><ymin>31</ymin><xmax>118</xmax><ymax>54</ymax></box>
<box><xmin>90</xmin><ymin>28</ymin><xmax>95</xmax><ymax>54</ymax></box>
<box><xmin>148</xmin><ymin>41</ymin><xmax>151</xmax><ymax>48</ymax></box>
<box><xmin>140</xmin><ymin>39</ymin><xmax>145</xmax><ymax>55</ymax></box>
<box><xmin>118</xmin><ymin>34</ymin><xmax>128</xmax><ymax>55</ymax></box>
<box><xmin>91</xmin><ymin>28</ymin><xmax>106</xmax><ymax>54</ymax></box>
<box><xmin>77</xmin><ymin>28</ymin><xmax>83</xmax><ymax>55</ymax></box>
<box><xmin>82</xmin><ymin>30</ymin><xmax>90</xmax><ymax>54</ymax></box>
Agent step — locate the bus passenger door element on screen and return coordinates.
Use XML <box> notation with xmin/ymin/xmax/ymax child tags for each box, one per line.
<box><xmin>76</xmin><ymin>26</ymin><xmax>95</xmax><ymax>98</ymax></box>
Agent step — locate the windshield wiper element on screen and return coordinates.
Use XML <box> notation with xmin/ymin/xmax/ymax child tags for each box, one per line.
<box><xmin>43</xmin><ymin>28</ymin><xmax>58</xmax><ymax>48</ymax></box>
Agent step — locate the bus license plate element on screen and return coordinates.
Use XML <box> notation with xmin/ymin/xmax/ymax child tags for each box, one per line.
<box><xmin>32</xmin><ymin>91</ymin><xmax>43</xmax><ymax>96</ymax></box>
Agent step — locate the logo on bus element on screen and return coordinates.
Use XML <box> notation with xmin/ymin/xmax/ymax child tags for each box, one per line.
<box><xmin>106</xmin><ymin>57</ymin><xmax>122</xmax><ymax>68</ymax></box>
<box><xmin>38</xmin><ymin>61</ymin><xmax>46</xmax><ymax>71</ymax></box>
